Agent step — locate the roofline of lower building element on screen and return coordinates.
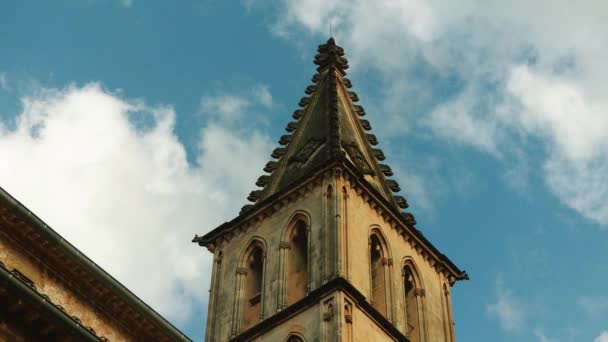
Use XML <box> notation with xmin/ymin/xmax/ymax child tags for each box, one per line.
<box><xmin>0</xmin><ymin>186</ymin><xmax>192</xmax><ymax>341</ymax></box>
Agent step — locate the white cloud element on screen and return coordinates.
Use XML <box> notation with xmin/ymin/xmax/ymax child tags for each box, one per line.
<box><xmin>199</xmin><ymin>84</ymin><xmax>273</xmax><ymax>121</ymax></box>
<box><xmin>0</xmin><ymin>83</ymin><xmax>273</xmax><ymax>323</ymax></box>
<box><xmin>486</xmin><ymin>276</ymin><xmax>524</xmax><ymax>332</ymax></box>
<box><xmin>200</xmin><ymin>95</ymin><xmax>251</xmax><ymax>121</ymax></box>
<box><xmin>266</xmin><ymin>0</ymin><xmax>608</xmax><ymax>226</ymax></box>
<box><xmin>253</xmin><ymin>84</ymin><xmax>273</xmax><ymax>109</ymax></box>
<box><xmin>596</xmin><ymin>331</ymin><xmax>608</xmax><ymax>342</ymax></box>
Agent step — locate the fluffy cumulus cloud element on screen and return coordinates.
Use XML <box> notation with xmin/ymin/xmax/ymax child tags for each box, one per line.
<box><xmin>486</xmin><ymin>291</ymin><xmax>524</xmax><ymax>332</ymax></box>
<box><xmin>0</xmin><ymin>83</ymin><xmax>272</xmax><ymax>323</ymax></box>
<box><xmin>486</xmin><ymin>275</ymin><xmax>525</xmax><ymax>333</ymax></box>
<box><xmin>266</xmin><ymin>0</ymin><xmax>608</xmax><ymax>226</ymax></box>
<box><xmin>596</xmin><ymin>331</ymin><xmax>608</xmax><ymax>342</ymax></box>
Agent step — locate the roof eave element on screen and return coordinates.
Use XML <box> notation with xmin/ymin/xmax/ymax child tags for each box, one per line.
<box><xmin>0</xmin><ymin>187</ymin><xmax>192</xmax><ymax>341</ymax></box>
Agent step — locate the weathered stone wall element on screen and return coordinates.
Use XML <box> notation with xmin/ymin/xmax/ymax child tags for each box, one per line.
<box><xmin>343</xmin><ymin>183</ymin><xmax>454</xmax><ymax>342</ymax></box>
<box><xmin>208</xmin><ymin>181</ymin><xmax>326</xmax><ymax>341</ymax></box>
<box><xmin>206</xmin><ymin>171</ymin><xmax>456</xmax><ymax>342</ymax></box>
<box><xmin>0</xmin><ymin>230</ymin><xmax>133</xmax><ymax>341</ymax></box>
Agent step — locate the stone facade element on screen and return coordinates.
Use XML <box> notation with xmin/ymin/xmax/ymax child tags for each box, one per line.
<box><xmin>195</xmin><ymin>37</ymin><xmax>467</xmax><ymax>342</ymax></box>
<box><xmin>202</xmin><ymin>168</ymin><xmax>462</xmax><ymax>342</ymax></box>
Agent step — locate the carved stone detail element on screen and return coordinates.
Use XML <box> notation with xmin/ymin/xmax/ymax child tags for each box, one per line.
<box><xmin>386</xmin><ymin>180</ymin><xmax>401</xmax><ymax>192</ymax></box>
<box><xmin>372</xmin><ymin>149</ymin><xmax>385</xmax><ymax>161</ymax></box>
<box><xmin>279</xmin><ymin>241</ymin><xmax>290</xmax><ymax>249</ymax></box>
<box><xmin>366</xmin><ymin>134</ymin><xmax>378</xmax><ymax>146</ymax></box>
<box><xmin>299</xmin><ymin>97</ymin><xmax>312</xmax><ymax>107</ymax></box>
<box><xmin>393</xmin><ymin>195</ymin><xmax>409</xmax><ymax>209</ymax></box>
<box><xmin>343</xmin><ymin>78</ymin><xmax>352</xmax><ymax>88</ymax></box>
<box><xmin>292</xmin><ymin>110</ymin><xmax>304</xmax><ymax>120</ymax></box>
<box><xmin>353</xmin><ymin>105</ymin><xmax>366</xmax><ymax>116</ymax></box>
<box><xmin>378</xmin><ymin>163</ymin><xmax>393</xmax><ymax>176</ymax></box>
<box><xmin>288</xmin><ymin>138</ymin><xmax>324</xmax><ymax>165</ymax></box>
<box><xmin>348</xmin><ymin>91</ymin><xmax>359</xmax><ymax>102</ymax></box>
<box><xmin>256</xmin><ymin>175</ymin><xmax>271</xmax><ymax>187</ymax></box>
<box><xmin>414</xmin><ymin>288</ymin><xmax>426</xmax><ymax>297</ymax></box>
<box><xmin>271</xmin><ymin>148</ymin><xmax>286</xmax><ymax>159</ymax></box>
<box><xmin>264</xmin><ymin>161</ymin><xmax>278</xmax><ymax>173</ymax></box>
<box><xmin>343</xmin><ymin>143</ymin><xmax>372</xmax><ymax>174</ymax></box>
<box><xmin>401</xmin><ymin>212</ymin><xmax>417</xmax><ymax>227</ymax></box>
<box><xmin>359</xmin><ymin>119</ymin><xmax>371</xmax><ymax>130</ymax></box>
<box><xmin>247</xmin><ymin>190</ymin><xmax>263</xmax><ymax>202</ymax></box>
<box><xmin>236</xmin><ymin>267</ymin><xmax>247</xmax><ymax>275</ymax></box>
<box><xmin>279</xmin><ymin>135</ymin><xmax>292</xmax><ymax>145</ymax></box>
<box><xmin>305</xmin><ymin>85</ymin><xmax>317</xmax><ymax>94</ymax></box>
<box><xmin>286</xmin><ymin>122</ymin><xmax>299</xmax><ymax>132</ymax></box>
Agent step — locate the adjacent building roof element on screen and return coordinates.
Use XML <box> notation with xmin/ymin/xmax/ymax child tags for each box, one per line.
<box><xmin>0</xmin><ymin>187</ymin><xmax>192</xmax><ymax>341</ymax></box>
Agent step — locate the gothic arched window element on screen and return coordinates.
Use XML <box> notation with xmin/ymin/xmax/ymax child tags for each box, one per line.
<box><xmin>370</xmin><ymin>234</ymin><xmax>387</xmax><ymax>315</ymax></box>
<box><xmin>243</xmin><ymin>244</ymin><xmax>264</xmax><ymax>330</ymax></box>
<box><xmin>403</xmin><ymin>264</ymin><xmax>422</xmax><ymax>342</ymax></box>
<box><xmin>286</xmin><ymin>334</ymin><xmax>305</xmax><ymax>342</ymax></box>
<box><xmin>287</xmin><ymin>219</ymin><xmax>308</xmax><ymax>305</ymax></box>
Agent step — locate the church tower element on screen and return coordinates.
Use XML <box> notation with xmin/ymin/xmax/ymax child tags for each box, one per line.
<box><xmin>193</xmin><ymin>38</ymin><xmax>468</xmax><ymax>342</ymax></box>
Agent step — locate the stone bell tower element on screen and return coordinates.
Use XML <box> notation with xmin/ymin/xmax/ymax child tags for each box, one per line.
<box><xmin>193</xmin><ymin>38</ymin><xmax>468</xmax><ymax>342</ymax></box>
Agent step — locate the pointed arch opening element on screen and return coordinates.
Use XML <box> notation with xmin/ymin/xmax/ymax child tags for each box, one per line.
<box><xmin>287</xmin><ymin>219</ymin><xmax>308</xmax><ymax>304</ymax></box>
<box><xmin>369</xmin><ymin>227</ymin><xmax>393</xmax><ymax>319</ymax></box>
<box><xmin>370</xmin><ymin>234</ymin><xmax>387</xmax><ymax>314</ymax></box>
<box><xmin>402</xmin><ymin>260</ymin><xmax>424</xmax><ymax>342</ymax></box>
<box><xmin>285</xmin><ymin>332</ymin><xmax>306</xmax><ymax>342</ymax></box>
<box><xmin>240</xmin><ymin>240</ymin><xmax>266</xmax><ymax>331</ymax></box>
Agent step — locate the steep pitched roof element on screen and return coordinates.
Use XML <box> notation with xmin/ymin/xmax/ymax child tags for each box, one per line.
<box><xmin>244</xmin><ymin>38</ymin><xmax>413</xmax><ymax>225</ymax></box>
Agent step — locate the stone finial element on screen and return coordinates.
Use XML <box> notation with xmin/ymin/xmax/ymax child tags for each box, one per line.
<box><xmin>314</xmin><ymin>37</ymin><xmax>349</xmax><ymax>73</ymax></box>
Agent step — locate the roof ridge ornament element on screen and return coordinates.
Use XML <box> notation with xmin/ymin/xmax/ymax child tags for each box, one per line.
<box><xmin>314</xmin><ymin>38</ymin><xmax>349</xmax><ymax>74</ymax></box>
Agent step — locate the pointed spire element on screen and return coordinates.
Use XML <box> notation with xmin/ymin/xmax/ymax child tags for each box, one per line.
<box><xmin>240</xmin><ymin>38</ymin><xmax>414</xmax><ymax>224</ymax></box>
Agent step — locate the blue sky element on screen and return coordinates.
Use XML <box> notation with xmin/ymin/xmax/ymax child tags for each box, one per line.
<box><xmin>1</xmin><ymin>1</ymin><xmax>608</xmax><ymax>341</ymax></box>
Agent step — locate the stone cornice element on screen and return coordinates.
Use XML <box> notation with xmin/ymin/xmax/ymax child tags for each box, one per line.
<box><xmin>229</xmin><ymin>276</ymin><xmax>409</xmax><ymax>342</ymax></box>
<box><xmin>194</xmin><ymin>157</ymin><xmax>468</xmax><ymax>284</ymax></box>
